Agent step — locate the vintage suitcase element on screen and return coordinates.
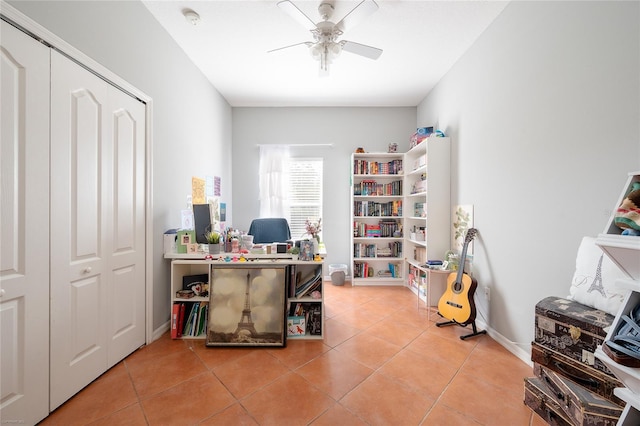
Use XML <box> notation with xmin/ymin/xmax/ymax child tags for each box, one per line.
<box><xmin>529</xmin><ymin>364</ymin><xmax>622</xmax><ymax>426</ymax></box>
<box><xmin>525</xmin><ymin>376</ymin><xmax>575</xmax><ymax>426</ymax></box>
<box><xmin>531</xmin><ymin>341</ymin><xmax>623</xmax><ymax>406</ymax></box>
<box><xmin>535</xmin><ymin>297</ymin><xmax>615</xmax><ymax>377</ymax></box>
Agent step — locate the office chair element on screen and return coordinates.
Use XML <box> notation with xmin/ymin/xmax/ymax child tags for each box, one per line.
<box><xmin>248</xmin><ymin>218</ymin><xmax>291</xmax><ymax>244</ymax></box>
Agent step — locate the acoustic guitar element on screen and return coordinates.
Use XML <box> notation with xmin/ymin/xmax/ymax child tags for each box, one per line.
<box><xmin>438</xmin><ymin>228</ymin><xmax>478</xmax><ymax>325</ymax></box>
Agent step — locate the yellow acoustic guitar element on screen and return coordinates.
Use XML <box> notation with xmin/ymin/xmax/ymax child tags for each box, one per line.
<box><xmin>438</xmin><ymin>228</ymin><xmax>478</xmax><ymax>325</ymax></box>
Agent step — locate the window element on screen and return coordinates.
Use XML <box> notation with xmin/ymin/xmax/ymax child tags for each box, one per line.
<box><xmin>288</xmin><ymin>158</ymin><xmax>323</xmax><ymax>239</ymax></box>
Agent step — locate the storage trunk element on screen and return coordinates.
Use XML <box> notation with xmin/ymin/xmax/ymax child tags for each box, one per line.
<box><xmin>531</xmin><ymin>341</ymin><xmax>623</xmax><ymax>406</ymax></box>
<box><xmin>534</xmin><ymin>297</ymin><xmax>615</xmax><ymax>377</ymax></box>
<box><xmin>525</xmin><ymin>366</ymin><xmax>622</xmax><ymax>426</ymax></box>
<box><xmin>524</xmin><ymin>377</ymin><xmax>575</xmax><ymax>426</ymax></box>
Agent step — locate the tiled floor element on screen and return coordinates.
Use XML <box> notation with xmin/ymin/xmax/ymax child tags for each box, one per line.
<box><xmin>40</xmin><ymin>282</ymin><xmax>543</xmax><ymax>425</ymax></box>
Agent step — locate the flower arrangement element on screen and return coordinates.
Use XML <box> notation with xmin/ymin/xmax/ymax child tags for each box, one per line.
<box><xmin>304</xmin><ymin>218</ymin><xmax>322</xmax><ymax>242</ymax></box>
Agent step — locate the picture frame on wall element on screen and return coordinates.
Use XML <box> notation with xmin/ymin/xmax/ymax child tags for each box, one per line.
<box><xmin>206</xmin><ymin>265</ymin><xmax>287</xmax><ymax>347</ymax></box>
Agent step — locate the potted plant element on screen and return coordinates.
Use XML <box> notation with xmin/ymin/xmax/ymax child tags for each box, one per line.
<box><xmin>288</xmin><ymin>246</ymin><xmax>300</xmax><ymax>260</ymax></box>
<box><xmin>205</xmin><ymin>231</ymin><xmax>221</xmax><ymax>254</ymax></box>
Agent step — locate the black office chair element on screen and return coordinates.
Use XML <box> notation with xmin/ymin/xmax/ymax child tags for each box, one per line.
<box><xmin>248</xmin><ymin>218</ymin><xmax>291</xmax><ymax>244</ymax></box>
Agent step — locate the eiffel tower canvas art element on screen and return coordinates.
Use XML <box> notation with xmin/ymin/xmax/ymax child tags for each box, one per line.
<box><xmin>206</xmin><ymin>265</ymin><xmax>288</xmax><ymax>347</ymax></box>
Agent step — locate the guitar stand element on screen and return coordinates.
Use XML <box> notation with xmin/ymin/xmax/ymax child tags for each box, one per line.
<box><xmin>436</xmin><ymin>314</ymin><xmax>487</xmax><ymax>340</ymax></box>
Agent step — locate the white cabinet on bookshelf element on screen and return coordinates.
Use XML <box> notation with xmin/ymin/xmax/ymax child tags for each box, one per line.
<box><xmin>351</xmin><ymin>152</ymin><xmax>404</xmax><ymax>285</ymax></box>
<box><xmin>404</xmin><ymin>137</ymin><xmax>451</xmax><ymax>304</ymax></box>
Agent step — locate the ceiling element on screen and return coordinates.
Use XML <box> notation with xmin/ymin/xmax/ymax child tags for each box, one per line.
<box><xmin>142</xmin><ymin>0</ymin><xmax>509</xmax><ymax>107</ymax></box>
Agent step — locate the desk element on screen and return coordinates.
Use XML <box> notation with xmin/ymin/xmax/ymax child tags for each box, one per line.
<box><xmin>168</xmin><ymin>255</ymin><xmax>325</xmax><ymax>342</ymax></box>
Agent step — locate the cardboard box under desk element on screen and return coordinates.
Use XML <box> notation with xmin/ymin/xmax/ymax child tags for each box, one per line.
<box><xmin>534</xmin><ymin>297</ymin><xmax>615</xmax><ymax>377</ymax></box>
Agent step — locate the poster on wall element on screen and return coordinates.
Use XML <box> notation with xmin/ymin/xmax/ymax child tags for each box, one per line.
<box><xmin>192</xmin><ymin>177</ymin><xmax>206</xmax><ymax>204</ymax></box>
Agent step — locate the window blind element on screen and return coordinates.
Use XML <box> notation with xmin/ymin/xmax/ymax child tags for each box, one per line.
<box><xmin>288</xmin><ymin>158</ymin><xmax>323</xmax><ymax>239</ymax></box>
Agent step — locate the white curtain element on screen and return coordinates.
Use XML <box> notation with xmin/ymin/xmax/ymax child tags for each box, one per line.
<box><xmin>259</xmin><ymin>145</ymin><xmax>290</xmax><ymax>219</ymax></box>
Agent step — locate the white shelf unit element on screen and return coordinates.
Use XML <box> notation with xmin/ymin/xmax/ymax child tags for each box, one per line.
<box><xmin>403</xmin><ymin>137</ymin><xmax>451</xmax><ymax>303</ymax></box>
<box><xmin>170</xmin><ymin>259</ymin><xmax>324</xmax><ymax>340</ymax></box>
<box><xmin>350</xmin><ymin>152</ymin><xmax>405</xmax><ymax>286</ymax></box>
<box><xmin>593</xmin><ymin>171</ymin><xmax>640</xmax><ymax>425</ymax></box>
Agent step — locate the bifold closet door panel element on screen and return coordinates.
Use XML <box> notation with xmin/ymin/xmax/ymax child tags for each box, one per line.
<box><xmin>104</xmin><ymin>76</ymin><xmax>146</xmax><ymax>368</ymax></box>
<box><xmin>0</xmin><ymin>21</ymin><xmax>51</xmax><ymax>425</ymax></box>
<box><xmin>50</xmin><ymin>50</ymin><xmax>111</xmax><ymax>410</ymax></box>
<box><xmin>49</xmin><ymin>49</ymin><xmax>147</xmax><ymax>410</ymax></box>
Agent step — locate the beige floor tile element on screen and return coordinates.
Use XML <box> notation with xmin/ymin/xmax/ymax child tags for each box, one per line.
<box><xmin>41</xmin><ymin>285</ymin><xmax>539</xmax><ymax>426</ymax></box>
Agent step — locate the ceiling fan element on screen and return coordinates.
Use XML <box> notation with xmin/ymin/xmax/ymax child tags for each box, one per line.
<box><xmin>269</xmin><ymin>0</ymin><xmax>383</xmax><ymax>74</ymax></box>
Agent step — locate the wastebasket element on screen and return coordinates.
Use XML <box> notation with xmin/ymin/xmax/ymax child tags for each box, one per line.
<box><xmin>329</xmin><ymin>264</ymin><xmax>348</xmax><ymax>286</ymax></box>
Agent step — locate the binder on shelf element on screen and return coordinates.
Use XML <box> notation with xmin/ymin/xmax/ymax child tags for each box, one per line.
<box><xmin>171</xmin><ymin>303</ymin><xmax>180</xmax><ymax>339</ymax></box>
<box><xmin>177</xmin><ymin>303</ymin><xmax>185</xmax><ymax>338</ymax></box>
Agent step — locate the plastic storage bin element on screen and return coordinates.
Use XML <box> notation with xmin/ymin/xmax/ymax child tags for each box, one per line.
<box><xmin>329</xmin><ymin>264</ymin><xmax>348</xmax><ymax>286</ymax></box>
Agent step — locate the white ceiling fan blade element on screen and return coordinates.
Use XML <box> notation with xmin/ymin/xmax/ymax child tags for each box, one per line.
<box><xmin>277</xmin><ymin>0</ymin><xmax>317</xmax><ymax>31</ymax></box>
<box><xmin>335</xmin><ymin>0</ymin><xmax>379</xmax><ymax>33</ymax></box>
<box><xmin>341</xmin><ymin>40</ymin><xmax>382</xmax><ymax>60</ymax></box>
<box><xmin>268</xmin><ymin>41</ymin><xmax>312</xmax><ymax>54</ymax></box>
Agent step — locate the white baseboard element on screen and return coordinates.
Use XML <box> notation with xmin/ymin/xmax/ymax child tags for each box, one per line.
<box><xmin>475</xmin><ymin>318</ymin><xmax>532</xmax><ymax>367</ymax></box>
<box><xmin>152</xmin><ymin>321</ymin><xmax>171</xmax><ymax>343</ymax></box>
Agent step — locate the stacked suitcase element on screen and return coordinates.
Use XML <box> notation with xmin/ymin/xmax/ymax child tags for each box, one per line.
<box><xmin>524</xmin><ymin>296</ymin><xmax>623</xmax><ymax>425</ymax></box>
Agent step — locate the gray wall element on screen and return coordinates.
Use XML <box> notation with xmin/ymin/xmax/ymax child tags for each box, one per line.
<box><xmin>9</xmin><ymin>0</ymin><xmax>234</xmax><ymax>332</ymax></box>
<box><xmin>418</xmin><ymin>0</ymin><xmax>639</xmax><ymax>356</ymax></box>
<box><xmin>232</xmin><ymin>107</ymin><xmax>416</xmax><ymax>270</ymax></box>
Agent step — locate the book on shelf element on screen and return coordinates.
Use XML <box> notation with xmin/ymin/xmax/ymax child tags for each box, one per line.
<box><xmin>182</xmin><ymin>302</ymin><xmax>199</xmax><ymax>337</ymax></box>
<box><xmin>171</xmin><ymin>303</ymin><xmax>180</xmax><ymax>339</ymax></box>
<box><xmin>295</xmin><ymin>265</ymin><xmax>322</xmax><ymax>298</ymax></box>
<box><xmin>196</xmin><ymin>304</ymin><xmax>208</xmax><ymax>336</ymax></box>
<box><xmin>287</xmin><ymin>316</ymin><xmax>306</xmax><ymax>336</ymax></box>
<box><xmin>177</xmin><ymin>303</ymin><xmax>185</xmax><ymax>338</ymax></box>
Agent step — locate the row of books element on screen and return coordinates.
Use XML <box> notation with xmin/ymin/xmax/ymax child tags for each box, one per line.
<box><xmin>171</xmin><ymin>301</ymin><xmax>208</xmax><ymax>339</ymax></box>
<box><xmin>288</xmin><ymin>265</ymin><xmax>322</xmax><ymax>298</ymax></box>
<box><xmin>353</xmin><ymin>241</ymin><xmax>402</xmax><ymax>258</ymax></box>
<box><xmin>353</xmin><ymin>200</ymin><xmax>402</xmax><ymax>217</ymax></box>
<box><xmin>353</xmin><ymin>159</ymin><xmax>403</xmax><ymax>176</ymax></box>
<box><xmin>353</xmin><ymin>220</ymin><xmax>401</xmax><ymax>238</ymax></box>
<box><xmin>353</xmin><ymin>179</ymin><xmax>402</xmax><ymax>196</ymax></box>
<box><xmin>354</xmin><ymin>261</ymin><xmax>402</xmax><ymax>279</ymax></box>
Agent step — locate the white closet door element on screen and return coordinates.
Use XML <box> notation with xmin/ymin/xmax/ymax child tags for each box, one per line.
<box><xmin>50</xmin><ymin>50</ymin><xmax>111</xmax><ymax>410</ymax></box>
<box><xmin>49</xmin><ymin>49</ymin><xmax>146</xmax><ymax>410</ymax></box>
<box><xmin>0</xmin><ymin>22</ymin><xmax>50</xmax><ymax>425</ymax></box>
<box><xmin>105</xmin><ymin>78</ymin><xmax>146</xmax><ymax>367</ymax></box>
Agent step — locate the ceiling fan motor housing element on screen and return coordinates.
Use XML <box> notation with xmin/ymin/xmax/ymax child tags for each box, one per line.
<box><xmin>318</xmin><ymin>3</ymin><xmax>334</xmax><ymax>21</ymax></box>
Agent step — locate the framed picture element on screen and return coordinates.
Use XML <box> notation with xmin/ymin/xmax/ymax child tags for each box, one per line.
<box><xmin>206</xmin><ymin>264</ymin><xmax>287</xmax><ymax>347</ymax></box>
<box><xmin>299</xmin><ymin>240</ymin><xmax>315</xmax><ymax>261</ymax></box>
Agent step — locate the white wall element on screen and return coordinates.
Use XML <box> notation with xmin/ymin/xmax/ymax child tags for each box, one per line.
<box><xmin>9</xmin><ymin>1</ymin><xmax>234</xmax><ymax>332</ymax></box>
<box><xmin>232</xmin><ymin>107</ymin><xmax>416</xmax><ymax>270</ymax></box>
<box><xmin>418</xmin><ymin>1</ymin><xmax>639</xmax><ymax>357</ymax></box>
